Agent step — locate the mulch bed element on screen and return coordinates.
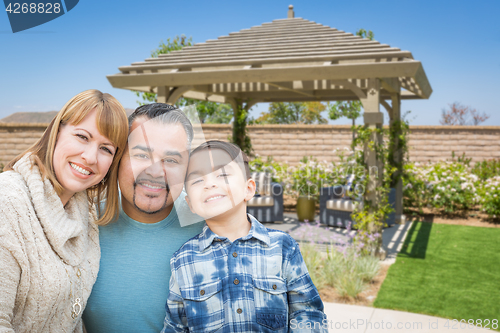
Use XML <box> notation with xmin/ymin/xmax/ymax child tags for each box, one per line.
<box><xmin>319</xmin><ymin>264</ymin><xmax>390</xmax><ymax>306</ymax></box>
<box><xmin>406</xmin><ymin>207</ymin><xmax>500</xmax><ymax>228</ymax></box>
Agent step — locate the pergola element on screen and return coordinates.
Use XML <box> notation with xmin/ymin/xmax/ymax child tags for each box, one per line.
<box><xmin>107</xmin><ymin>5</ymin><xmax>432</xmax><ymax>225</ymax></box>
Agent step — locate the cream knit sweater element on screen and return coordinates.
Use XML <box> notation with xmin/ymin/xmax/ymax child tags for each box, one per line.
<box><xmin>0</xmin><ymin>154</ymin><xmax>100</xmax><ymax>332</ymax></box>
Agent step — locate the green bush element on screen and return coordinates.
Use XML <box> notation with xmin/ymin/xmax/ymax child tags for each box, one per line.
<box><xmin>402</xmin><ymin>162</ymin><xmax>431</xmax><ymax>212</ymax></box>
<box><xmin>249</xmin><ymin>153</ymin><xmax>365</xmax><ymax>201</ymax></box>
<box><xmin>292</xmin><ymin>222</ymin><xmax>380</xmax><ymax>299</ymax></box>
<box><xmin>403</xmin><ymin>160</ymin><xmax>480</xmax><ymax>215</ymax></box>
<box><xmin>477</xmin><ymin>176</ymin><xmax>500</xmax><ymax>219</ymax></box>
<box><xmin>248</xmin><ymin>155</ymin><xmax>288</xmax><ymax>184</ymax></box>
<box><xmin>471</xmin><ymin>159</ymin><xmax>500</xmax><ymax>181</ymax></box>
<box><xmin>249</xmin><ymin>153</ymin><xmax>499</xmax><ymax>218</ymax></box>
<box><xmin>300</xmin><ymin>243</ymin><xmax>327</xmax><ymax>290</ymax></box>
<box><xmin>323</xmin><ymin>245</ymin><xmax>379</xmax><ymax>298</ymax></box>
<box><xmin>427</xmin><ymin>161</ymin><xmax>479</xmax><ymax>214</ymax></box>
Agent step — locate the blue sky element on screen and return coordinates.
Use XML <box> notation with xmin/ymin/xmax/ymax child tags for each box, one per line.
<box><xmin>1</xmin><ymin>0</ymin><xmax>499</xmax><ymax>125</ymax></box>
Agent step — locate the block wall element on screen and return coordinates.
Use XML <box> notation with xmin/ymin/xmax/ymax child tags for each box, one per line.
<box><xmin>1</xmin><ymin>123</ymin><xmax>499</xmax><ymax>166</ymax></box>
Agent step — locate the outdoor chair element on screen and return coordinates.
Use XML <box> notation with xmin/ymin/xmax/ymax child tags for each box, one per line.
<box><xmin>247</xmin><ymin>172</ymin><xmax>284</xmax><ymax>223</ymax></box>
<box><xmin>319</xmin><ymin>175</ymin><xmax>396</xmax><ymax>228</ymax></box>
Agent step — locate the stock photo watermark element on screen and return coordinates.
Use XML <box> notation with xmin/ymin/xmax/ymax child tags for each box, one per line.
<box><xmin>4</xmin><ymin>0</ymin><xmax>79</xmax><ymax>33</ymax></box>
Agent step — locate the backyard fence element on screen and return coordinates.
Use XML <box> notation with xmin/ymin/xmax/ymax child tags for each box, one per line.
<box><xmin>1</xmin><ymin>123</ymin><xmax>499</xmax><ymax>166</ymax></box>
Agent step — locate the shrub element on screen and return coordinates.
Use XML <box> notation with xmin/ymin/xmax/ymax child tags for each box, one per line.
<box><xmin>403</xmin><ymin>162</ymin><xmax>432</xmax><ymax>212</ymax></box>
<box><xmin>477</xmin><ymin>176</ymin><xmax>500</xmax><ymax>219</ymax></box>
<box><xmin>248</xmin><ymin>155</ymin><xmax>288</xmax><ymax>183</ymax></box>
<box><xmin>427</xmin><ymin>161</ymin><xmax>479</xmax><ymax>214</ymax></box>
<box><xmin>292</xmin><ymin>221</ymin><xmax>380</xmax><ymax>299</ymax></box>
<box><xmin>471</xmin><ymin>159</ymin><xmax>500</xmax><ymax>181</ymax></box>
<box><xmin>249</xmin><ymin>153</ymin><xmax>366</xmax><ymax>201</ymax></box>
<box><xmin>323</xmin><ymin>245</ymin><xmax>379</xmax><ymax>298</ymax></box>
<box><xmin>403</xmin><ymin>160</ymin><xmax>481</xmax><ymax>215</ymax></box>
<box><xmin>299</xmin><ymin>243</ymin><xmax>326</xmax><ymax>290</ymax></box>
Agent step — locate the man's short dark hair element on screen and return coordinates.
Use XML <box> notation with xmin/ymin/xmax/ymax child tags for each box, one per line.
<box><xmin>188</xmin><ymin>140</ymin><xmax>251</xmax><ymax>180</ymax></box>
<box><xmin>128</xmin><ymin>103</ymin><xmax>194</xmax><ymax>148</ymax></box>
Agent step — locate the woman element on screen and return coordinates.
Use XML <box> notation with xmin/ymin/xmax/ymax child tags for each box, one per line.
<box><xmin>0</xmin><ymin>90</ymin><xmax>128</xmax><ymax>332</ymax></box>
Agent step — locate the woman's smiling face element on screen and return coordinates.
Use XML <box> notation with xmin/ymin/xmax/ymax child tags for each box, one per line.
<box><xmin>53</xmin><ymin>108</ymin><xmax>116</xmax><ymax>204</ymax></box>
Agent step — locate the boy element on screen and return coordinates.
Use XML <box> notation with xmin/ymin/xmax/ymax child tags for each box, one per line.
<box><xmin>161</xmin><ymin>140</ymin><xmax>328</xmax><ymax>333</ymax></box>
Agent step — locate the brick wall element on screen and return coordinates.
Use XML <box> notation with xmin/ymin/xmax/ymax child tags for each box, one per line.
<box><xmin>1</xmin><ymin>123</ymin><xmax>499</xmax><ymax>166</ymax></box>
<box><xmin>0</xmin><ymin>124</ymin><xmax>47</xmax><ymax>166</ymax></box>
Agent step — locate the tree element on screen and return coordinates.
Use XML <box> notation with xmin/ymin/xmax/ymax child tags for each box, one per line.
<box><xmin>133</xmin><ymin>36</ymin><xmax>233</xmax><ymax>125</ymax></box>
<box><xmin>254</xmin><ymin>102</ymin><xmax>327</xmax><ymax>124</ymax></box>
<box><xmin>181</xmin><ymin>100</ymin><xmax>233</xmax><ymax>124</ymax></box>
<box><xmin>328</xmin><ymin>100</ymin><xmax>362</xmax><ymax>148</ymax></box>
<box><xmin>327</xmin><ymin>29</ymin><xmax>375</xmax><ymax>148</ymax></box>
<box><xmin>440</xmin><ymin>102</ymin><xmax>490</xmax><ymax>125</ymax></box>
<box><xmin>134</xmin><ymin>36</ymin><xmax>193</xmax><ymax>105</ymax></box>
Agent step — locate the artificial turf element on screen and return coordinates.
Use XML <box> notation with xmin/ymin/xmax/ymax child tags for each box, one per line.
<box><xmin>374</xmin><ymin>222</ymin><xmax>500</xmax><ymax>330</ymax></box>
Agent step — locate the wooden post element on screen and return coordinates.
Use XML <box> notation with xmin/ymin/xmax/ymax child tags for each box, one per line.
<box><xmin>229</xmin><ymin>98</ymin><xmax>253</xmax><ymax>155</ymax></box>
<box><xmin>389</xmin><ymin>92</ymin><xmax>404</xmax><ymax>224</ymax></box>
<box><xmin>156</xmin><ymin>86</ymin><xmax>169</xmax><ymax>103</ymax></box>
<box><xmin>360</xmin><ymin>78</ymin><xmax>385</xmax><ymax>258</ymax></box>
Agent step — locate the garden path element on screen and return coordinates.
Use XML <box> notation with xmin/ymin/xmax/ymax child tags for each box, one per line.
<box><xmin>263</xmin><ymin>212</ymin><xmax>413</xmax><ymax>265</ymax></box>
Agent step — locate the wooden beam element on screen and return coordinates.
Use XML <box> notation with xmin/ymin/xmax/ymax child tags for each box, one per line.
<box><xmin>166</xmin><ymin>86</ymin><xmax>193</xmax><ymax>104</ymax></box>
<box><xmin>108</xmin><ymin>61</ymin><xmax>422</xmax><ymax>91</ymax></box>
<box><xmin>215</xmin><ymin>31</ymin><xmax>355</xmax><ymax>43</ymax></box>
<box><xmin>413</xmin><ymin>64</ymin><xmax>433</xmax><ymax>99</ymax></box>
<box><xmin>380</xmin><ymin>99</ymin><xmax>393</xmax><ymax>114</ymax></box>
<box><xmin>360</xmin><ymin>78</ymin><xmax>381</xmax><ymax>114</ymax></box>
<box><xmin>119</xmin><ymin>51</ymin><xmax>413</xmax><ymax>73</ymax></box>
<box><xmin>159</xmin><ymin>40</ymin><xmax>381</xmax><ymax>56</ymax></box>
<box><xmin>157</xmin><ymin>86</ymin><xmax>169</xmax><ymax>103</ymax></box>
<box><xmin>143</xmin><ymin>48</ymin><xmax>404</xmax><ymax>67</ymax></box>
<box><xmin>380</xmin><ymin>78</ymin><xmax>400</xmax><ymax>94</ymax></box>
<box><xmin>154</xmin><ymin>45</ymin><xmax>393</xmax><ymax>64</ymax></box>
<box><xmin>265</xmin><ymin>81</ymin><xmax>314</xmax><ymax>97</ymax></box>
<box><xmin>182</xmin><ymin>91</ymin><xmax>227</xmax><ymax>103</ymax></box>
<box><xmin>157</xmin><ymin>41</ymin><xmax>382</xmax><ymax>59</ymax></box>
<box><xmin>331</xmin><ymin>80</ymin><xmax>367</xmax><ymax>99</ymax></box>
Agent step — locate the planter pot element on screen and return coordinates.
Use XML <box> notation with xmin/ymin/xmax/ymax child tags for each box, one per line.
<box><xmin>296</xmin><ymin>196</ymin><xmax>316</xmax><ymax>222</ymax></box>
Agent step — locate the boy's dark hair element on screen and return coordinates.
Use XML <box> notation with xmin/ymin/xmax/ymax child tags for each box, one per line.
<box><xmin>189</xmin><ymin>140</ymin><xmax>251</xmax><ymax>180</ymax></box>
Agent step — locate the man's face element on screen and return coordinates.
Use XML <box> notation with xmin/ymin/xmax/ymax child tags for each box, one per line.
<box><xmin>118</xmin><ymin>117</ymin><xmax>189</xmax><ymax>221</ymax></box>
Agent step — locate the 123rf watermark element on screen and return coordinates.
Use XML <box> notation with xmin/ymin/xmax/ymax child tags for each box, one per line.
<box><xmin>291</xmin><ymin>318</ymin><xmax>498</xmax><ymax>330</ymax></box>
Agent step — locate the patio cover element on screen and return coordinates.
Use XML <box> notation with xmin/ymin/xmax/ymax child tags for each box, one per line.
<box><xmin>107</xmin><ymin>6</ymin><xmax>433</xmax><ymax>228</ymax></box>
<box><xmin>107</xmin><ymin>8</ymin><xmax>431</xmax><ymax>105</ymax></box>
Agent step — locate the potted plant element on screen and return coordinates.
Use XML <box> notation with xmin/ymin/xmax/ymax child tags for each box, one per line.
<box><xmin>292</xmin><ymin>157</ymin><xmax>323</xmax><ymax>222</ymax></box>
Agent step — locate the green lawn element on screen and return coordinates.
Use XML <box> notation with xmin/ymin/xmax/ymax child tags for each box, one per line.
<box><xmin>374</xmin><ymin>222</ymin><xmax>500</xmax><ymax>330</ymax></box>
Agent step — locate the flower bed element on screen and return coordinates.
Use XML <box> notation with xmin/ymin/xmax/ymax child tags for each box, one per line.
<box><xmin>250</xmin><ymin>154</ymin><xmax>500</xmax><ymax>221</ymax></box>
<box><xmin>403</xmin><ymin>158</ymin><xmax>500</xmax><ymax>220</ymax></box>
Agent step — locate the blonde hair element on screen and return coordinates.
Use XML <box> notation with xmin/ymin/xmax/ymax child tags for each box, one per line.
<box><xmin>5</xmin><ymin>89</ymin><xmax>129</xmax><ymax>225</ymax></box>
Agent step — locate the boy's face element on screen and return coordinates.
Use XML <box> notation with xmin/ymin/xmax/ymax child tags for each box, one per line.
<box><xmin>185</xmin><ymin>148</ymin><xmax>255</xmax><ymax>221</ymax></box>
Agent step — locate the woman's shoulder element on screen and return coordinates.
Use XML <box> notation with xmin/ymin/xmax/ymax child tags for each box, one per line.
<box><xmin>0</xmin><ymin>170</ymin><xmax>31</xmax><ymax>211</ymax></box>
<box><xmin>0</xmin><ymin>170</ymin><xmax>28</xmax><ymax>196</ymax></box>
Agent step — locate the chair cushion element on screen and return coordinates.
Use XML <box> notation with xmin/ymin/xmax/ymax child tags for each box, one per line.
<box><xmin>251</xmin><ymin>172</ymin><xmax>272</xmax><ymax>196</ymax></box>
<box><xmin>247</xmin><ymin>196</ymin><xmax>275</xmax><ymax>207</ymax></box>
<box><xmin>326</xmin><ymin>199</ymin><xmax>363</xmax><ymax>212</ymax></box>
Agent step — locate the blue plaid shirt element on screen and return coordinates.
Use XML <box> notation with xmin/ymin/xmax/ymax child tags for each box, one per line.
<box><xmin>161</xmin><ymin>214</ymin><xmax>327</xmax><ymax>333</ymax></box>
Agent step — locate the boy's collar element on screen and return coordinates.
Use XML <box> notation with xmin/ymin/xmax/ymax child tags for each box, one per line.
<box><xmin>198</xmin><ymin>214</ymin><xmax>270</xmax><ymax>251</ymax></box>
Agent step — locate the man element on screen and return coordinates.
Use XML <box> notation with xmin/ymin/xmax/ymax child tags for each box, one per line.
<box><xmin>83</xmin><ymin>104</ymin><xmax>204</xmax><ymax>333</ymax></box>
